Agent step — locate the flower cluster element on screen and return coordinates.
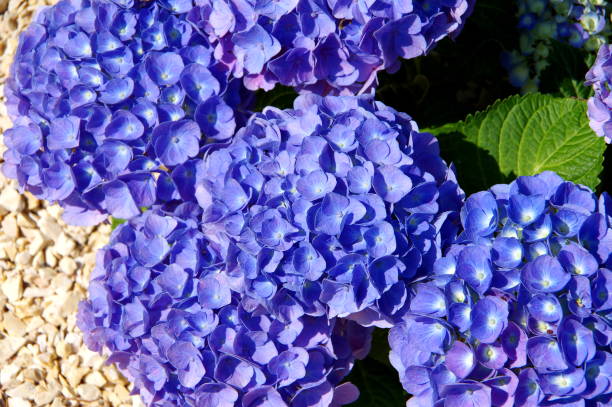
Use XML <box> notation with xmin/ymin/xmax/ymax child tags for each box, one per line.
<box><xmin>586</xmin><ymin>44</ymin><xmax>612</xmax><ymax>144</ymax></box>
<box><xmin>77</xmin><ymin>204</ymin><xmax>372</xmax><ymax>406</ymax></box>
<box><xmin>186</xmin><ymin>0</ymin><xmax>475</xmax><ymax>94</ymax></box>
<box><xmin>502</xmin><ymin>0</ymin><xmax>611</xmax><ymax>92</ymax></box>
<box><xmin>388</xmin><ymin>172</ymin><xmax>612</xmax><ymax>406</ymax></box>
<box><xmin>195</xmin><ymin>94</ymin><xmax>464</xmax><ymax>328</ymax></box>
<box><xmin>2</xmin><ymin>0</ymin><xmax>250</xmax><ymax>226</ymax></box>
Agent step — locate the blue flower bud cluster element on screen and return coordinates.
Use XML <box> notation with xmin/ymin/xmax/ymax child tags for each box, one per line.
<box><xmin>3</xmin><ymin>0</ymin><xmax>250</xmax><ymax>225</ymax></box>
<box><xmin>194</xmin><ymin>93</ymin><xmax>464</xmax><ymax>328</ymax></box>
<box><xmin>586</xmin><ymin>44</ymin><xmax>612</xmax><ymax>144</ymax></box>
<box><xmin>388</xmin><ymin>172</ymin><xmax>612</xmax><ymax>406</ymax></box>
<box><xmin>502</xmin><ymin>0</ymin><xmax>611</xmax><ymax>93</ymax></box>
<box><xmin>77</xmin><ymin>203</ymin><xmax>373</xmax><ymax>407</ymax></box>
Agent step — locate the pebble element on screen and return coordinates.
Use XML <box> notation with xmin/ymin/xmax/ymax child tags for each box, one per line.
<box><xmin>8</xmin><ymin>398</ymin><xmax>31</xmax><ymax>407</ymax></box>
<box><xmin>77</xmin><ymin>384</ymin><xmax>101</xmax><ymax>402</ymax></box>
<box><xmin>2</xmin><ymin>214</ymin><xmax>19</xmax><ymax>238</ymax></box>
<box><xmin>58</xmin><ymin>257</ymin><xmax>77</xmax><ymax>275</ymax></box>
<box><xmin>0</xmin><ymin>187</ymin><xmax>24</xmax><ymax>213</ymax></box>
<box><xmin>37</xmin><ymin>215</ymin><xmax>62</xmax><ymax>241</ymax></box>
<box><xmin>85</xmin><ymin>371</ymin><xmax>107</xmax><ymax>387</ymax></box>
<box><xmin>1</xmin><ymin>274</ymin><xmax>22</xmax><ymax>302</ymax></box>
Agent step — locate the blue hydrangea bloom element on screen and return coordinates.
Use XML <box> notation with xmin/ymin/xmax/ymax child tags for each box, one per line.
<box><xmin>194</xmin><ymin>93</ymin><xmax>464</xmax><ymax>328</ymax></box>
<box><xmin>77</xmin><ymin>204</ymin><xmax>371</xmax><ymax>407</ymax></box>
<box><xmin>3</xmin><ymin>0</ymin><xmax>251</xmax><ymax>225</ymax></box>
<box><xmin>586</xmin><ymin>44</ymin><xmax>612</xmax><ymax>144</ymax></box>
<box><xmin>388</xmin><ymin>172</ymin><xmax>612</xmax><ymax>406</ymax></box>
<box><xmin>502</xmin><ymin>0</ymin><xmax>611</xmax><ymax>93</ymax></box>
<box><xmin>186</xmin><ymin>0</ymin><xmax>475</xmax><ymax>93</ymax></box>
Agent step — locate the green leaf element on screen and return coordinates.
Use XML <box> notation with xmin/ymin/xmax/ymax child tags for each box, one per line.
<box><xmin>253</xmin><ymin>85</ymin><xmax>298</xmax><ymax>112</ymax></box>
<box><xmin>366</xmin><ymin>328</ymin><xmax>392</xmax><ymax>367</ymax></box>
<box><xmin>557</xmin><ymin>78</ymin><xmax>593</xmax><ymax>100</ymax></box>
<box><xmin>427</xmin><ymin>93</ymin><xmax>606</xmax><ymax>194</ymax></box>
<box><xmin>110</xmin><ymin>217</ymin><xmax>126</xmax><ymax>230</ymax></box>
<box><xmin>346</xmin><ymin>356</ymin><xmax>406</xmax><ymax>407</ymax></box>
<box><xmin>539</xmin><ymin>40</ymin><xmax>593</xmax><ymax>99</ymax></box>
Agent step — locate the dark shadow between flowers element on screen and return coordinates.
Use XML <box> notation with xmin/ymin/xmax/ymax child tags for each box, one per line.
<box><xmin>376</xmin><ymin>0</ymin><xmax>519</xmax><ymax>128</ymax></box>
<box><xmin>345</xmin><ymin>328</ymin><xmax>407</xmax><ymax>406</ymax></box>
<box><xmin>436</xmin><ymin>130</ymin><xmax>513</xmax><ymax>196</ymax></box>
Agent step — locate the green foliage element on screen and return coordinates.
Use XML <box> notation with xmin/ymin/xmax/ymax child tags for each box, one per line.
<box><xmin>365</xmin><ymin>328</ymin><xmax>392</xmax><ymax>367</ymax></box>
<box><xmin>346</xmin><ymin>355</ymin><xmax>406</xmax><ymax>407</ymax></box>
<box><xmin>428</xmin><ymin>93</ymin><xmax>606</xmax><ymax>194</ymax></box>
<box><xmin>110</xmin><ymin>217</ymin><xmax>126</xmax><ymax>230</ymax></box>
<box><xmin>253</xmin><ymin>85</ymin><xmax>298</xmax><ymax>112</ymax></box>
<box><xmin>539</xmin><ymin>41</ymin><xmax>593</xmax><ymax>99</ymax></box>
<box><xmin>376</xmin><ymin>0</ymin><xmax>519</xmax><ymax>127</ymax></box>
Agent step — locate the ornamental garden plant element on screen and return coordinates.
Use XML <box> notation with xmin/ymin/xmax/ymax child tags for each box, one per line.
<box><xmin>1</xmin><ymin>0</ymin><xmax>611</xmax><ymax>406</ymax></box>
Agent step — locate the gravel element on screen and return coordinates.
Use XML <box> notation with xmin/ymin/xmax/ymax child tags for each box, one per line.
<box><xmin>0</xmin><ymin>2</ymin><xmax>142</xmax><ymax>406</ymax></box>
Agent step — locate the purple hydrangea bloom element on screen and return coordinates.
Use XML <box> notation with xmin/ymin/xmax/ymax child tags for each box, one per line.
<box><xmin>389</xmin><ymin>172</ymin><xmax>612</xmax><ymax>406</ymax></box>
<box><xmin>77</xmin><ymin>204</ymin><xmax>370</xmax><ymax>407</ymax></box>
<box><xmin>195</xmin><ymin>93</ymin><xmax>464</xmax><ymax>327</ymax></box>
<box><xmin>3</xmin><ymin>0</ymin><xmax>251</xmax><ymax>225</ymax></box>
<box><xmin>586</xmin><ymin>44</ymin><xmax>612</xmax><ymax>144</ymax></box>
<box><xmin>187</xmin><ymin>0</ymin><xmax>475</xmax><ymax>93</ymax></box>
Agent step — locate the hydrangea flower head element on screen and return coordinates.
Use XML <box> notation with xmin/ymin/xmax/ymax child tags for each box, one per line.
<box><xmin>586</xmin><ymin>43</ymin><xmax>612</xmax><ymax>144</ymax></box>
<box><xmin>77</xmin><ymin>203</ymin><xmax>371</xmax><ymax>406</ymax></box>
<box><xmin>195</xmin><ymin>94</ymin><xmax>464</xmax><ymax>328</ymax></box>
<box><xmin>186</xmin><ymin>0</ymin><xmax>475</xmax><ymax>93</ymax></box>
<box><xmin>389</xmin><ymin>172</ymin><xmax>612</xmax><ymax>406</ymax></box>
<box><xmin>3</xmin><ymin>0</ymin><xmax>250</xmax><ymax>225</ymax></box>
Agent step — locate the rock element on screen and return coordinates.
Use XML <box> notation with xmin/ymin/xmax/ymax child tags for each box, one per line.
<box><xmin>0</xmin><ymin>336</ymin><xmax>26</xmax><ymax>363</ymax></box>
<box><xmin>37</xmin><ymin>215</ymin><xmax>62</xmax><ymax>241</ymax></box>
<box><xmin>53</xmin><ymin>233</ymin><xmax>75</xmax><ymax>257</ymax></box>
<box><xmin>3</xmin><ymin>312</ymin><xmax>26</xmax><ymax>337</ymax></box>
<box><xmin>6</xmin><ymin>382</ymin><xmax>36</xmax><ymax>399</ymax></box>
<box><xmin>85</xmin><ymin>371</ymin><xmax>107</xmax><ymax>387</ymax></box>
<box><xmin>58</xmin><ymin>257</ymin><xmax>77</xmax><ymax>275</ymax></box>
<box><xmin>0</xmin><ymin>363</ymin><xmax>20</xmax><ymax>386</ymax></box>
<box><xmin>1</xmin><ymin>274</ymin><xmax>23</xmax><ymax>302</ymax></box>
<box><xmin>60</xmin><ymin>292</ymin><xmax>80</xmax><ymax>314</ymax></box>
<box><xmin>0</xmin><ymin>187</ymin><xmax>24</xmax><ymax>213</ymax></box>
<box><xmin>44</xmin><ymin>247</ymin><xmax>57</xmax><ymax>267</ymax></box>
<box><xmin>51</xmin><ymin>273</ymin><xmax>72</xmax><ymax>293</ymax></box>
<box><xmin>14</xmin><ymin>251</ymin><xmax>31</xmax><ymax>265</ymax></box>
<box><xmin>2</xmin><ymin>214</ymin><xmax>19</xmax><ymax>238</ymax></box>
<box><xmin>25</xmin><ymin>193</ymin><xmax>39</xmax><ymax>211</ymax></box>
<box><xmin>77</xmin><ymin>384</ymin><xmax>101</xmax><ymax>401</ymax></box>
<box><xmin>33</xmin><ymin>388</ymin><xmax>59</xmax><ymax>406</ymax></box>
<box><xmin>27</xmin><ymin>234</ymin><xmax>45</xmax><ymax>256</ymax></box>
<box><xmin>62</xmin><ymin>364</ymin><xmax>88</xmax><ymax>389</ymax></box>
<box><xmin>7</xmin><ymin>398</ymin><xmax>31</xmax><ymax>407</ymax></box>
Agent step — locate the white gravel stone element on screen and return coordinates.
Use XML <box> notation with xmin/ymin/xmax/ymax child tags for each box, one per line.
<box><xmin>8</xmin><ymin>398</ymin><xmax>31</xmax><ymax>407</ymax></box>
<box><xmin>2</xmin><ymin>214</ymin><xmax>19</xmax><ymax>238</ymax></box>
<box><xmin>0</xmin><ymin>187</ymin><xmax>24</xmax><ymax>213</ymax></box>
<box><xmin>1</xmin><ymin>274</ymin><xmax>22</xmax><ymax>302</ymax></box>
